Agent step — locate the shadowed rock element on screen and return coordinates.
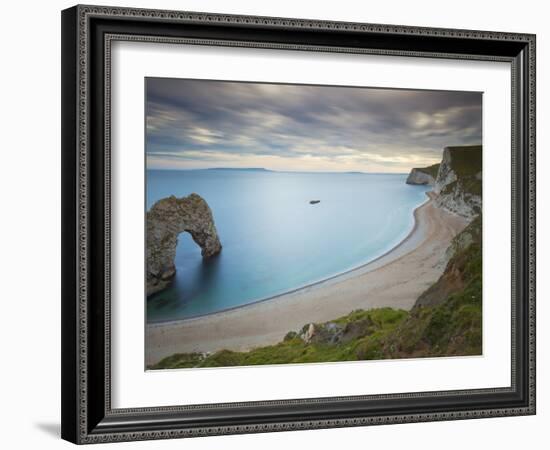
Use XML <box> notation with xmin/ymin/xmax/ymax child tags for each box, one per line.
<box><xmin>147</xmin><ymin>194</ymin><xmax>221</xmax><ymax>296</ymax></box>
<box><xmin>433</xmin><ymin>146</ymin><xmax>482</xmax><ymax>220</ymax></box>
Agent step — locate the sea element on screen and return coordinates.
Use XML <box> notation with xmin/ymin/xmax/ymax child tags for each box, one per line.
<box><xmin>146</xmin><ymin>169</ymin><xmax>430</xmax><ymax>322</ymax></box>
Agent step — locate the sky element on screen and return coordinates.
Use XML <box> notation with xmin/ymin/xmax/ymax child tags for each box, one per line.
<box><xmin>146</xmin><ymin>78</ymin><xmax>482</xmax><ymax>173</ymax></box>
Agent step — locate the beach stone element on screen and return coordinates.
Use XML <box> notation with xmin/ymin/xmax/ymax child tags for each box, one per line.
<box><xmin>147</xmin><ymin>194</ymin><xmax>222</xmax><ymax>296</ymax></box>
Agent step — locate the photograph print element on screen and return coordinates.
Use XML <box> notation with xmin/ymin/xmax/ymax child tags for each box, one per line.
<box><xmin>145</xmin><ymin>78</ymin><xmax>482</xmax><ymax>370</ymax></box>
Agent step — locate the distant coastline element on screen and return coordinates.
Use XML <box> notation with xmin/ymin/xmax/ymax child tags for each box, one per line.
<box><xmin>146</xmin><ymin>167</ymin><xmax>411</xmax><ymax>175</ymax></box>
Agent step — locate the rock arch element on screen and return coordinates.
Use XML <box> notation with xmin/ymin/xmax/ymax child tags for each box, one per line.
<box><xmin>146</xmin><ymin>194</ymin><xmax>222</xmax><ymax>296</ymax></box>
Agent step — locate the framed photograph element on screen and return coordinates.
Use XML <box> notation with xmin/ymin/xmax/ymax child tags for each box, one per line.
<box><xmin>61</xmin><ymin>5</ymin><xmax>536</xmax><ymax>444</ymax></box>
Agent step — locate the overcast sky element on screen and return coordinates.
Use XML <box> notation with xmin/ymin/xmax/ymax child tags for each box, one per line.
<box><xmin>146</xmin><ymin>78</ymin><xmax>482</xmax><ymax>173</ymax></box>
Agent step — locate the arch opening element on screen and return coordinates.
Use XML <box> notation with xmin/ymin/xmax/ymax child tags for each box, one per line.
<box><xmin>146</xmin><ymin>194</ymin><xmax>222</xmax><ymax>297</ymax></box>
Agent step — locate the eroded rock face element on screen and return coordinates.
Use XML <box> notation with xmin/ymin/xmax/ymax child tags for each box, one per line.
<box><xmin>406</xmin><ymin>163</ymin><xmax>440</xmax><ymax>186</ymax></box>
<box><xmin>434</xmin><ymin>182</ymin><xmax>481</xmax><ymax>220</ymax></box>
<box><xmin>147</xmin><ymin>194</ymin><xmax>221</xmax><ymax>296</ymax></box>
<box><xmin>433</xmin><ymin>148</ymin><xmax>457</xmax><ymax>194</ymax></box>
<box><xmin>433</xmin><ymin>146</ymin><xmax>482</xmax><ymax>220</ymax></box>
<box><xmin>406</xmin><ymin>168</ymin><xmax>436</xmax><ymax>185</ymax></box>
<box><xmin>298</xmin><ymin>318</ymin><xmax>374</xmax><ymax>346</ymax></box>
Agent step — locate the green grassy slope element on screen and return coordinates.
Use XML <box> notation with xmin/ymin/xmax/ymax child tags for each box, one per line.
<box><xmin>384</xmin><ymin>217</ymin><xmax>482</xmax><ymax>357</ymax></box>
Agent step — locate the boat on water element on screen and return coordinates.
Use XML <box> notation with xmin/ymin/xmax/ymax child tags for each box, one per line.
<box><xmin>309</xmin><ymin>200</ymin><xmax>320</xmax><ymax>205</ymax></box>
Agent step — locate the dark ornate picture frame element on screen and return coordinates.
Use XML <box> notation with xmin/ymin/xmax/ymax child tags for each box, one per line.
<box><xmin>61</xmin><ymin>4</ymin><xmax>536</xmax><ymax>444</ymax></box>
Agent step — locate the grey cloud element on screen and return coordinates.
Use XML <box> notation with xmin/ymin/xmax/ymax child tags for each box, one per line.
<box><xmin>146</xmin><ymin>77</ymin><xmax>482</xmax><ymax>171</ymax></box>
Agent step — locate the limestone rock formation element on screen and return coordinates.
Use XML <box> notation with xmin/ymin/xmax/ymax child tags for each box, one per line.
<box><xmin>298</xmin><ymin>317</ymin><xmax>374</xmax><ymax>345</ymax></box>
<box><xmin>433</xmin><ymin>148</ymin><xmax>457</xmax><ymax>193</ymax></box>
<box><xmin>147</xmin><ymin>194</ymin><xmax>221</xmax><ymax>296</ymax></box>
<box><xmin>407</xmin><ymin>146</ymin><xmax>481</xmax><ymax>220</ymax></box>
<box><xmin>405</xmin><ymin>164</ymin><xmax>439</xmax><ymax>185</ymax></box>
<box><xmin>433</xmin><ymin>146</ymin><xmax>482</xmax><ymax>220</ymax></box>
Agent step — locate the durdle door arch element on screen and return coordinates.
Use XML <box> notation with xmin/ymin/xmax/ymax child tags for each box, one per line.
<box><xmin>146</xmin><ymin>194</ymin><xmax>222</xmax><ymax>296</ymax></box>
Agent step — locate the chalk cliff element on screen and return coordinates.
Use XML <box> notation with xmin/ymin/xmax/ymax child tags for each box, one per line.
<box><xmin>406</xmin><ymin>145</ymin><xmax>481</xmax><ymax>220</ymax></box>
<box><xmin>146</xmin><ymin>194</ymin><xmax>221</xmax><ymax>296</ymax></box>
<box><xmin>433</xmin><ymin>145</ymin><xmax>482</xmax><ymax>220</ymax></box>
<box><xmin>405</xmin><ymin>163</ymin><xmax>440</xmax><ymax>186</ymax></box>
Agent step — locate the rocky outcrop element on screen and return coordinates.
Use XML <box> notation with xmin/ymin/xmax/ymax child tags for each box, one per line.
<box><xmin>298</xmin><ymin>315</ymin><xmax>375</xmax><ymax>345</ymax></box>
<box><xmin>414</xmin><ymin>215</ymin><xmax>481</xmax><ymax>308</ymax></box>
<box><xmin>433</xmin><ymin>148</ymin><xmax>456</xmax><ymax>193</ymax></box>
<box><xmin>406</xmin><ymin>146</ymin><xmax>481</xmax><ymax>219</ymax></box>
<box><xmin>433</xmin><ymin>145</ymin><xmax>482</xmax><ymax>220</ymax></box>
<box><xmin>406</xmin><ymin>164</ymin><xmax>439</xmax><ymax>185</ymax></box>
<box><xmin>147</xmin><ymin>194</ymin><xmax>221</xmax><ymax>296</ymax></box>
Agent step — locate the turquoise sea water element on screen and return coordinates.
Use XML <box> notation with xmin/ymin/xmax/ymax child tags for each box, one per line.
<box><xmin>146</xmin><ymin>169</ymin><xmax>430</xmax><ymax>322</ymax></box>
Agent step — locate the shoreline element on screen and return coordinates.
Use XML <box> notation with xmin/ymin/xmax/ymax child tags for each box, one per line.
<box><xmin>146</xmin><ymin>192</ymin><xmax>467</xmax><ymax>366</ymax></box>
<box><xmin>148</xmin><ymin>193</ymin><xmax>431</xmax><ymax>326</ymax></box>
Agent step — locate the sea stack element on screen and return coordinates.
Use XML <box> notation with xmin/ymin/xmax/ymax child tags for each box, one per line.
<box><xmin>146</xmin><ymin>194</ymin><xmax>222</xmax><ymax>296</ymax></box>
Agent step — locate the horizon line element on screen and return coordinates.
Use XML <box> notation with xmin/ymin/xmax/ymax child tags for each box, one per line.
<box><xmin>146</xmin><ymin>167</ymin><xmax>411</xmax><ymax>175</ymax></box>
